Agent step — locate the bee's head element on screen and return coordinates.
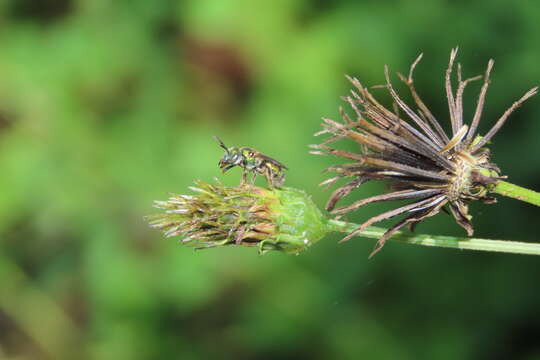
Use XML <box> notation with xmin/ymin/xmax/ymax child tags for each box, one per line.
<box><xmin>215</xmin><ymin>136</ymin><xmax>243</xmax><ymax>173</ymax></box>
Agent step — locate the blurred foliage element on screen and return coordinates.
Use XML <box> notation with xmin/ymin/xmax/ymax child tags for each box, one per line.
<box><xmin>1</xmin><ymin>0</ymin><xmax>540</xmax><ymax>359</ymax></box>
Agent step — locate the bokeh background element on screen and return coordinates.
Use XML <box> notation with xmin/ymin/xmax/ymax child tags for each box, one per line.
<box><xmin>1</xmin><ymin>1</ymin><xmax>540</xmax><ymax>359</ymax></box>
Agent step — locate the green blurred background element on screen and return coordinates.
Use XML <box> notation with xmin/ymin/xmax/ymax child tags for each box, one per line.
<box><xmin>1</xmin><ymin>0</ymin><xmax>540</xmax><ymax>359</ymax></box>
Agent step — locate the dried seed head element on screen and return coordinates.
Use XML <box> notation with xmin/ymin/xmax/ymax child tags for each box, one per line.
<box><xmin>145</xmin><ymin>180</ymin><xmax>328</xmax><ymax>254</ymax></box>
<box><xmin>313</xmin><ymin>48</ymin><xmax>537</xmax><ymax>257</ymax></box>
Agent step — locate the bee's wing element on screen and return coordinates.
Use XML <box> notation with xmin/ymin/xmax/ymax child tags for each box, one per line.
<box><xmin>256</xmin><ymin>152</ymin><xmax>288</xmax><ymax>170</ymax></box>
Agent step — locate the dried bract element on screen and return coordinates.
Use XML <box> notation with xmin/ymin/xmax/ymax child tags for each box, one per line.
<box><xmin>312</xmin><ymin>48</ymin><xmax>537</xmax><ymax>257</ymax></box>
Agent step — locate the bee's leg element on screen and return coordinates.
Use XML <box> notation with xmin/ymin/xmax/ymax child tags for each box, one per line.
<box><xmin>274</xmin><ymin>173</ymin><xmax>285</xmax><ymax>188</ymax></box>
<box><xmin>264</xmin><ymin>168</ymin><xmax>274</xmax><ymax>189</ymax></box>
<box><xmin>250</xmin><ymin>172</ymin><xmax>257</xmax><ymax>185</ymax></box>
<box><xmin>241</xmin><ymin>170</ymin><xmax>248</xmax><ymax>185</ymax></box>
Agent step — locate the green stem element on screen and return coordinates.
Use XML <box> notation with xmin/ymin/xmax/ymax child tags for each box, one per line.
<box><xmin>492</xmin><ymin>180</ymin><xmax>540</xmax><ymax>207</ymax></box>
<box><xmin>327</xmin><ymin>219</ymin><xmax>540</xmax><ymax>256</ymax></box>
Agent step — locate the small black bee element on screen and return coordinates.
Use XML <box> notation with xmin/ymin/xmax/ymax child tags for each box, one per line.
<box><xmin>214</xmin><ymin>136</ymin><xmax>288</xmax><ymax>188</ymax></box>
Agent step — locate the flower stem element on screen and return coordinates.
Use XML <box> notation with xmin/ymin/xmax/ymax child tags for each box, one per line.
<box><xmin>327</xmin><ymin>219</ymin><xmax>540</xmax><ymax>256</ymax></box>
<box><xmin>491</xmin><ymin>180</ymin><xmax>540</xmax><ymax>207</ymax></box>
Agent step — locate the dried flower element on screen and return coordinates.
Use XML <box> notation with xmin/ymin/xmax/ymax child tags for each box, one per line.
<box><xmin>145</xmin><ymin>180</ymin><xmax>328</xmax><ymax>254</ymax></box>
<box><xmin>312</xmin><ymin>48</ymin><xmax>537</xmax><ymax>257</ymax></box>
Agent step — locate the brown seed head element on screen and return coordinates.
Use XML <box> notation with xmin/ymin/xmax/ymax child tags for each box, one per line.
<box><xmin>312</xmin><ymin>48</ymin><xmax>537</xmax><ymax>257</ymax></box>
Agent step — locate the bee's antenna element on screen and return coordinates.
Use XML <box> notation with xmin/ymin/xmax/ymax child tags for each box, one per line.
<box><xmin>213</xmin><ymin>136</ymin><xmax>229</xmax><ymax>152</ymax></box>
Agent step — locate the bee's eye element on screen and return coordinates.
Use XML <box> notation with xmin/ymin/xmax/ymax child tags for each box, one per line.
<box><xmin>248</xmin><ymin>152</ymin><xmax>254</xmax><ymax>157</ymax></box>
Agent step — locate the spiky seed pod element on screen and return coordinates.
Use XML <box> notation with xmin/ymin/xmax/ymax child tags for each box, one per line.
<box><xmin>312</xmin><ymin>48</ymin><xmax>538</xmax><ymax>257</ymax></box>
<box><xmin>145</xmin><ymin>180</ymin><xmax>328</xmax><ymax>254</ymax></box>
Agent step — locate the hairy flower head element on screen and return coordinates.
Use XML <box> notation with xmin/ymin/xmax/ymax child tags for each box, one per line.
<box><xmin>312</xmin><ymin>48</ymin><xmax>537</xmax><ymax>257</ymax></box>
<box><xmin>145</xmin><ymin>180</ymin><xmax>328</xmax><ymax>254</ymax></box>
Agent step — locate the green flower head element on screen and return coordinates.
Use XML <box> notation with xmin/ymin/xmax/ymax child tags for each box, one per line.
<box><xmin>145</xmin><ymin>180</ymin><xmax>329</xmax><ymax>254</ymax></box>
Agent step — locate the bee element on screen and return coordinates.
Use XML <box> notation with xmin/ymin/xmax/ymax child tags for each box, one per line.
<box><xmin>214</xmin><ymin>136</ymin><xmax>288</xmax><ymax>188</ymax></box>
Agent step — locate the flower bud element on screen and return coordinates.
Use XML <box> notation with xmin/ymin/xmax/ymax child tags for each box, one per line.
<box><xmin>145</xmin><ymin>180</ymin><xmax>329</xmax><ymax>254</ymax></box>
